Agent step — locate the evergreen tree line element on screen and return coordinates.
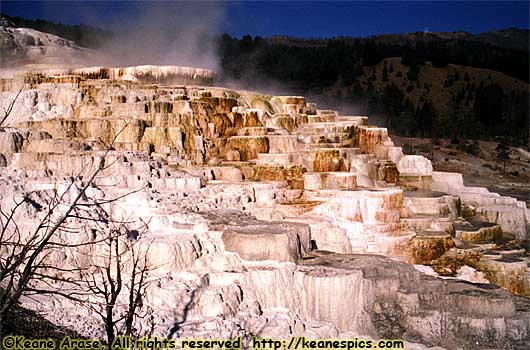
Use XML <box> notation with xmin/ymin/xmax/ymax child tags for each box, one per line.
<box><xmin>217</xmin><ymin>35</ymin><xmax>529</xmax><ymax>145</ymax></box>
<box><xmin>218</xmin><ymin>34</ymin><xmax>528</xmax><ymax>87</ymax></box>
<box><xmin>376</xmin><ymin>81</ymin><xmax>529</xmax><ymax>145</ymax></box>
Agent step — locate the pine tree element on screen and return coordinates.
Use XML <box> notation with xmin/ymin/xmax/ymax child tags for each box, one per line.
<box><xmin>382</xmin><ymin>63</ymin><xmax>389</xmax><ymax>82</ymax></box>
<box><xmin>382</xmin><ymin>84</ymin><xmax>405</xmax><ymax>129</ymax></box>
<box><xmin>495</xmin><ymin>143</ymin><xmax>510</xmax><ymax>173</ymax></box>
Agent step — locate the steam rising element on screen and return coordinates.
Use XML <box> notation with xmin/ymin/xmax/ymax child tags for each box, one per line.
<box><xmin>4</xmin><ymin>1</ymin><xmax>370</xmax><ymax>120</ymax></box>
<box><xmin>92</xmin><ymin>2</ymin><xmax>225</xmax><ymax>70</ymax></box>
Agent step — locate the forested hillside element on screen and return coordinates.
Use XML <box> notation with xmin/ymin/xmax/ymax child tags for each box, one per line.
<box><xmin>217</xmin><ymin>33</ymin><xmax>529</xmax><ymax>146</ymax></box>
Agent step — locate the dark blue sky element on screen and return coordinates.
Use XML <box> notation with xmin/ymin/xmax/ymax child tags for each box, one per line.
<box><xmin>2</xmin><ymin>1</ymin><xmax>529</xmax><ymax>38</ymax></box>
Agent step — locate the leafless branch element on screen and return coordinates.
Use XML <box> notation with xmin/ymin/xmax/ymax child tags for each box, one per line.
<box><xmin>0</xmin><ymin>86</ymin><xmax>23</xmax><ymax>128</ymax></box>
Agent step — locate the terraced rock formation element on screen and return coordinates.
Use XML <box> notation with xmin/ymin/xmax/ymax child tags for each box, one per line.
<box><xmin>0</xmin><ymin>66</ymin><xmax>529</xmax><ymax>348</ymax></box>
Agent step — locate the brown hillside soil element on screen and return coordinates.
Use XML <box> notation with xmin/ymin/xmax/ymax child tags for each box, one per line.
<box><xmin>364</xmin><ymin>58</ymin><xmax>528</xmax><ymax>116</ymax></box>
<box><xmin>326</xmin><ymin>57</ymin><xmax>528</xmax><ymax>118</ymax></box>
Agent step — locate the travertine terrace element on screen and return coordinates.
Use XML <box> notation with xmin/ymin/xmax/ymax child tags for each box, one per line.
<box><xmin>1</xmin><ymin>65</ymin><xmax>529</xmax><ymax>349</ymax></box>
